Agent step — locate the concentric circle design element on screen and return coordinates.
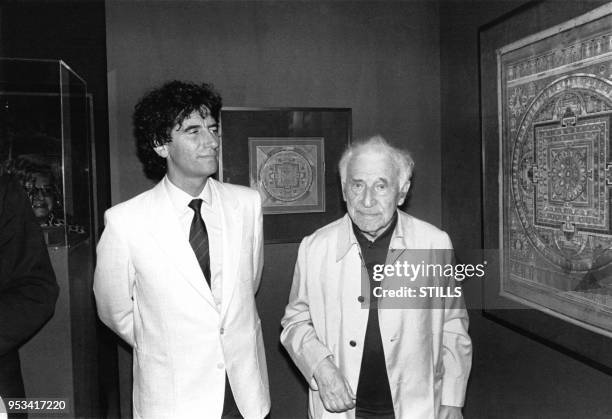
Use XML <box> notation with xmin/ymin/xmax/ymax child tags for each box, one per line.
<box><xmin>510</xmin><ymin>75</ymin><xmax>612</xmax><ymax>271</ymax></box>
<box><xmin>260</xmin><ymin>149</ymin><xmax>313</xmax><ymax>202</ymax></box>
<box><xmin>549</xmin><ymin>149</ymin><xmax>587</xmax><ymax>202</ymax></box>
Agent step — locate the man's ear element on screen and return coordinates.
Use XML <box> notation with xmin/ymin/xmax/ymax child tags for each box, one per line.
<box><xmin>341</xmin><ymin>182</ymin><xmax>348</xmax><ymax>202</ymax></box>
<box><xmin>154</xmin><ymin>144</ymin><xmax>168</xmax><ymax>158</ymax></box>
<box><xmin>397</xmin><ymin>181</ymin><xmax>411</xmax><ymax>206</ymax></box>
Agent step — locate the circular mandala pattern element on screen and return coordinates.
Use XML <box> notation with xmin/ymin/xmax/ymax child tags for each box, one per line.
<box><xmin>549</xmin><ymin>149</ymin><xmax>587</xmax><ymax>202</ymax></box>
<box><xmin>260</xmin><ymin>149</ymin><xmax>313</xmax><ymax>202</ymax></box>
<box><xmin>510</xmin><ymin>75</ymin><xmax>612</xmax><ymax>271</ymax></box>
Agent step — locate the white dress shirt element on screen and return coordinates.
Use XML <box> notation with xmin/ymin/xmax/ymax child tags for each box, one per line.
<box><xmin>163</xmin><ymin>175</ymin><xmax>223</xmax><ymax>309</ymax></box>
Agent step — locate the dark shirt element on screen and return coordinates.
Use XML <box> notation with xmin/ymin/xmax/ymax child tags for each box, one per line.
<box><xmin>352</xmin><ymin>213</ymin><xmax>397</xmax><ymax>418</ymax></box>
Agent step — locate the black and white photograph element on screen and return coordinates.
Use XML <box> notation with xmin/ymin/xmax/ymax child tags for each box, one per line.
<box><xmin>0</xmin><ymin>1</ymin><xmax>610</xmax><ymax>418</ymax></box>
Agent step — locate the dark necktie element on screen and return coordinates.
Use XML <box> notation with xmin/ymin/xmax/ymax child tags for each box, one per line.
<box><xmin>188</xmin><ymin>199</ymin><xmax>211</xmax><ymax>287</ymax></box>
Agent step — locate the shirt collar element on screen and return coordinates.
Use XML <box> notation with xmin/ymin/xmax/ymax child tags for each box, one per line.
<box><xmin>336</xmin><ymin>210</ymin><xmax>406</xmax><ymax>262</ymax></box>
<box><xmin>351</xmin><ymin>211</ymin><xmax>397</xmax><ymax>248</ymax></box>
<box><xmin>163</xmin><ymin>175</ymin><xmax>213</xmax><ymax>216</ymax></box>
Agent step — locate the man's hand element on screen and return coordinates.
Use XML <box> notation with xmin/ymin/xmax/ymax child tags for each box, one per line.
<box><xmin>439</xmin><ymin>405</ymin><xmax>463</xmax><ymax>419</ymax></box>
<box><xmin>313</xmin><ymin>357</ymin><xmax>356</xmax><ymax>413</ymax></box>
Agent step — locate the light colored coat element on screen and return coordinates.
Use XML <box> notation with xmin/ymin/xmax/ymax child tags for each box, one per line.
<box><xmin>94</xmin><ymin>179</ymin><xmax>270</xmax><ymax>419</ymax></box>
<box><xmin>281</xmin><ymin>211</ymin><xmax>472</xmax><ymax>419</ymax></box>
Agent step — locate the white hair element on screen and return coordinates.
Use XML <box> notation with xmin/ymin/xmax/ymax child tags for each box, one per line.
<box><xmin>338</xmin><ymin>135</ymin><xmax>414</xmax><ymax>188</ymax></box>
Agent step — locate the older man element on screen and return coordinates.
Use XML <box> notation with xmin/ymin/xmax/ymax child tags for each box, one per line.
<box><xmin>281</xmin><ymin>136</ymin><xmax>472</xmax><ymax>419</ymax></box>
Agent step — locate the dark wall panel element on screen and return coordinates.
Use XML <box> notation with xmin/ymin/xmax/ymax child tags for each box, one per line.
<box><xmin>1</xmin><ymin>0</ymin><xmax>111</xmax><ymax>237</ymax></box>
<box><xmin>0</xmin><ymin>1</ymin><xmax>116</xmax><ymax>417</ymax></box>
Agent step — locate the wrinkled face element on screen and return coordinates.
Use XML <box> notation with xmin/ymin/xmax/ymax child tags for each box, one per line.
<box><xmin>343</xmin><ymin>151</ymin><xmax>409</xmax><ymax>241</ymax></box>
<box><xmin>154</xmin><ymin>109</ymin><xmax>220</xmax><ymax>185</ymax></box>
<box><xmin>27</xmin><ymin>172</ymin><xmax>55</xmax><ymax>219</ymax></box>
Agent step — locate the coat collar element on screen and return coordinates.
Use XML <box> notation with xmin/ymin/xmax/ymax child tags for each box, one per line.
<box><xmin>146</xmin><ymin>178</ymin><xmax>243</xmax><ymax>314</ymax></box>
<box><xmin>163</xmin><ymin>175</ymin><xmax>213</xmax><ymax>216</ymax></box>
<box><xmin>148</xmin><ymin>181</ymin><xmax>215</xmax><ymax>306</ymax></box>
<box><xmin>335</xmin><ymin>210</ymin><xmax>413</xmax><ymax>262</ymax></box>
<box><xmin>210</xmin><ymin>180</ymin><xmax>243</xmax><ymax>318</ymax></box>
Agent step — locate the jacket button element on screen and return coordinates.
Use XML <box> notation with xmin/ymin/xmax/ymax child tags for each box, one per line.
<box><xmin>220</xmin><ymin>327</ymin><xmax>225</xmax><ymax>335</ymax></box>
<box><xmin>349</xmin><ymin>340</ymin><xmax>357</xmax><ymax>347</ymax></box>
<box><xmin>357</xmin><ymin>296</ymin><xmax>365</xmax><ymax>303</ymax></box>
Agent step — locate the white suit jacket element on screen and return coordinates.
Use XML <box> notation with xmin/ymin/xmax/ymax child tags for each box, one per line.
<box><xmin>281</xmin><ymin>211</ymin><xmax>472</xmax><ymax>419</ymax></box>
<box><xmin>94</xmin><ymin>179</ymin><xmax>270</xmax><ymax>419</ymax></box>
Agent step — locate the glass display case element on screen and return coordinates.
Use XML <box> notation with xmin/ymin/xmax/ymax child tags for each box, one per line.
<box><xmin>0</xmin><ymin>58</ymin><xmax>93</xmax><ymax>246</ymax></box>
<box><xmin>0</xmin><ymin>58</ymin><xmax>99</xmax><ymax>418</ymax></box>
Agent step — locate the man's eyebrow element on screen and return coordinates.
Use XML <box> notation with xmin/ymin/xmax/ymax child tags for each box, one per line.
<box><xmin>180</xmin><ymin>124</ymin><xmax>202</xmax><ymax>131</ymax></box>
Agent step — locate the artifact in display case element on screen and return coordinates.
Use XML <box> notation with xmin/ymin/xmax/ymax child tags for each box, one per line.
<box><xmin>0</xmin><ymin>58</ymin><xmax>100</xmax><ymax>418</ymax></box>
<box><xmin>0</xmin><ymin>58</ymin><xmax>92</xmax><ymax>246</ymax></box>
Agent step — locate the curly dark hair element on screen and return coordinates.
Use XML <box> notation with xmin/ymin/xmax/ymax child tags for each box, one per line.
<box><xmin>133</xmin><ymin>80</ymin><xmax>222</xmax><ymax>180</ymax></box>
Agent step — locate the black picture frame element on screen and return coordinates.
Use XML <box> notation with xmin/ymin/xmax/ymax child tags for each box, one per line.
<box><xmin>220</xmin><ymin>107</ymin><xmax>351</xmax><ymax>244</ymax></box>
<box><xmin>479</xmin><ymin>1</ymin><xmax>612</xmax><ymax>374</ymax></box>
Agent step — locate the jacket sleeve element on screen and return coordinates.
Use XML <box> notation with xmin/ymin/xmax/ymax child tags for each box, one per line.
<box><xmin>0</xmin><ymin>177</ymin><xmax>59</xmax><ymax>355</ymax></box>
<box><xmin>280</xmin><ymin>237</ymin><xmax>333</xmax><ymax>390</ymax></box>
<box><xmin>252</xmin><ymin>192</ymin><xmax>264</xmax><ymax>293</ymax></box>
<box><xmin>439</xmin><ymin>233</ymin><xmax>472</xmax><ymax>407</ymax></box>
<box><xmin>93</xmin><ymin>210</ymin><xmax>135</xmax><ymax>346</ymax></box>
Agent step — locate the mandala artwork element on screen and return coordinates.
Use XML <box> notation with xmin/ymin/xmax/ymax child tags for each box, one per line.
<box><xmin>249</xmin><ymin>138</ymin><xmax>325</xmax><ymax>214</ymax></box>
<box><xmin>260</xmin><ymin>149</ymin><xmax>313</xmax><ymax>203</ymax></box>
<box><xmin>499</xmin><ymin>10</ymin><xmax>612</xmax><ymax>336</ymax></box>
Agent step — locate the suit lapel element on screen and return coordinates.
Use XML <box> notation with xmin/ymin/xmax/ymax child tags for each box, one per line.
<box><xmin>147</xmin><ymin>181</ymin><xmax>218</xmax><ymax>309</ymax></box>
<box><xmin>210</xmin><ymin>180</ymin><xmax>243</xmax><ymax>319</ymax></box>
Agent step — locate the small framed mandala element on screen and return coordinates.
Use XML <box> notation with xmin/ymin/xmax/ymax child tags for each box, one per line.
<box><xmin>220</xmin><ymin>108</ymin><xmax>351</xmax><ymax>243</ymax></box>
<box><xmin>249</xmin><ymin>137</ymin><xmax>324</xmax><ymax>214</ymax></box>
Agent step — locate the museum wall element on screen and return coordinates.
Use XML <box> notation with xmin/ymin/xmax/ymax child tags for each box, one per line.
<box><xmin>106</xmin><ymin>1</ymin><xmax>441</xmax><ymax>417</ymax></box>
<box><xmin>440</xmin><ymin>1</ymin><xmax>612</xmax><ymax>418</ymax></box>
<box><xmin>105</xmin><ymin>0</ymin><xmax>442</xmax><ymax>221</ymax></box>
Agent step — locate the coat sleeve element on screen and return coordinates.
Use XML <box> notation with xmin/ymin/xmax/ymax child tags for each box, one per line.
<box><xmin>0</xmin><ymin>177</ymin><xmax>59</xmax><ymax>355</ymax></box>
<box><xmin>439</xmin><ymin>233</ymin><xmax>472</xmax><ymax>407</ymax></box>
<box><xmin>280</xmin><ymin>237</ymin><xmax>333</xmax><ymax>390</ymax></box>
<box><xmin>93</xmin><ymin>210</ymin><xmax>135</xmax><ymax>347</ymax></box>
<box><xmin>252</xmin><ymin>192</ymin><xmax>264</xmax><ymax>292</ymax></box>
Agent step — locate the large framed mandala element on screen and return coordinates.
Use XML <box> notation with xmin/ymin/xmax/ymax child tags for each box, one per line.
<box><xmin>481</xmin><ymin>2</ymin><xmax>612</xmax><ymax>372</ymax></box>
<box><xmin>220</xmin><ymin>108</ymin><xmax>350</xmax><ymax>243</ymax></box>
